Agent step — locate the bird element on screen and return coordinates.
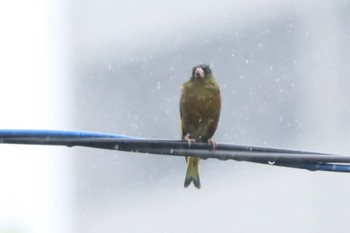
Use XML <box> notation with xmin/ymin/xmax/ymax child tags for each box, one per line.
<box><xmin>179</xmin><ymin>64</ymin><xmax>221</xmax><ymax>189</ymax></box>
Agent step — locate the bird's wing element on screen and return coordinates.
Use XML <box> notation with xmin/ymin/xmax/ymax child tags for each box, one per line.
<box><xmin>179</xmin><ymin>85</ymin><xmax>186</xmax><ymax>138</ymax></box>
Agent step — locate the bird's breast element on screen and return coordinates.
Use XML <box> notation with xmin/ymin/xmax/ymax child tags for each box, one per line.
<box><xmin>180</xmin><ymin>83</ymin><xmax>221</xmax><ymax>141</ymax></box>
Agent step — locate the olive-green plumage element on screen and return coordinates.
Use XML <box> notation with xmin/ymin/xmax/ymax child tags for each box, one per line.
<box><xmin>180</xmin><ymin>64</ymin><xmax>221</xmax><ymax>189</ymax></box>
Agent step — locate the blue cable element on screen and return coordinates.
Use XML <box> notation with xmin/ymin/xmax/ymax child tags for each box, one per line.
<box><xmin>0</xmin><ymin>129</ymin><xmax>138</xmax><ymax>139</ymax></box>
<box><xmin>0</xmin><ymin>129</ymin><xmax>350</xmax><ymax>173</ymax></box>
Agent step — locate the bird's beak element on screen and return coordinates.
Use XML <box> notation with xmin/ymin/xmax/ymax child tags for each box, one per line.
<box><xmin>195</xmin><ymin>68</ymin><xmax>205</xmax><ymax>79</ymax></box>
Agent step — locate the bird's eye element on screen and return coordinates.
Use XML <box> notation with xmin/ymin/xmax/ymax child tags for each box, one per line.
<box><xmin>203</xmin><ymin>67</ymin><xmax>211</xmax><ymax>74</ymax></box>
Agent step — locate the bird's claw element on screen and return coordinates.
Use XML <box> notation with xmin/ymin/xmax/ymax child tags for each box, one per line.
<box><xmin>183</xmin><ymin>133</ymin><xmax>196</xmax><ymax>147</ymax></box>
<box><xmin>208</xmin><ymin>138</ymin><xmax>217</xmax><ymax>151</ymax></box>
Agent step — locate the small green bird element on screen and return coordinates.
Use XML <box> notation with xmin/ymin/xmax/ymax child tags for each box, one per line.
<box><xmin>180</xmin><ymin>64</ymin><xmax>221</xmax><ymax>189</ymax></box>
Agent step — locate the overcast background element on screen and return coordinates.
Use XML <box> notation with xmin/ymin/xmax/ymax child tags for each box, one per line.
<box><xmin>1</xmin><ymin>0</ymin><xmax>350</xmax><ymax>232</ymax></box>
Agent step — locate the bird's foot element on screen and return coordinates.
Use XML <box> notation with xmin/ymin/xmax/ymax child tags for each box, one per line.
<box><xmin>208</xmin><ymin>138</ymin><xmax>217</xmax><ymax>151</ymax></box>
<box><xmin>183</xmin><ymin>133</ymin><xmax>196</xmax><ymax>147</ymax></box>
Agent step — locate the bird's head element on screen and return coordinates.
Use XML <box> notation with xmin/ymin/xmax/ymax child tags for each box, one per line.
<box><xmin>191</xmin><ymin>64</ymin><xmax>213</xmax><ymax>80</ymax></box>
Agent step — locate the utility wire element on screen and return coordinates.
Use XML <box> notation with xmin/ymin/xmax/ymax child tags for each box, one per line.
<box><xmin>0</xmin><ymin>129</ymin><xmax>349</xmax><ymax>173</ymax></box>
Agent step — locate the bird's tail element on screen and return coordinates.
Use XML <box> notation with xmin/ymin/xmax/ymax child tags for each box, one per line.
<box><xmin>184</xmin><ymin>156</ymin><xmax>201</xmax><ymax>189</ymax></box>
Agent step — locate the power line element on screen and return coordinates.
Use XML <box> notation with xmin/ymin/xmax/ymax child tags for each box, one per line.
<box><xmin>0</xmin><ymin>129</ymin><xmax>349</xmax><ymax>172</ymax></box>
